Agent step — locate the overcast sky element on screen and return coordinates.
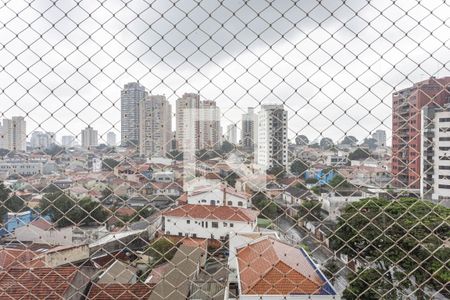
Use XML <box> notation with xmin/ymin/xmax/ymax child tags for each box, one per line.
<box><xmin>0</xmin><ymin>0</ymin><xmax>449</xmax><ymax>145</ymax></box>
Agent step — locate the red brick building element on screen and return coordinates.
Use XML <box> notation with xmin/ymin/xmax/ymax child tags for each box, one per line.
<box><xmin>392</xmin><ymin>77</ymin><xmax>450</xmax><ymax>188</ymax></box>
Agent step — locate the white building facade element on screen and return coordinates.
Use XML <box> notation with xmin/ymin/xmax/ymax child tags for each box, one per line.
<box><xmin>241</xmin><ymin>107</ymin><xmax>258</xmax><ymax>151</ymax></box>
<box><xmin>256</xmin><ymin>105</ymin><xmax>288</xmax><ymax>170</ymax></box>
<box><xmin>106</xmin><ymin>132</ymin><xmax>117</xmax><ymax>147</ymax></box>
<box><xmin>176</xmin><ymin>93</ymin><xmax>200</xmax><ymax>151</ymax></box>
<box><xmin>81</xmin><ymin>126</ymin><xmax>98</xmax><ymax>149</ymax></box>
<box><xmin>226</xmin><ymin>124</ymin><xmax>238</xmax><ymax>144</ymax></box>
<box><xmin>0</xmin><ymin>117</ymin><xmax>26</xmax><ymax>152</ymax></box>
<box><xmin>30</xmin><ymin>131</ymin><xmax>55</xmax><ymax>149</ymax></box>
<box><xmin>139</xmin><ymin>95</ymin><xmax>172</xmax><ymax>157</ymax></box>
<box><xmin>421</xmin><ymin>105</ymin><xmax>450</xmax><ymax>207</ymax></box>
<box><xmin>162</xmin><ymin>204</ymin><xmax>258</xmax><ymax>240</ymax></box>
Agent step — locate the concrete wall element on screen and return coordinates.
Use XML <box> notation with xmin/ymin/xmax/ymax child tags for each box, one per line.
<box><xmin>164</xmin><ymin>216</ymin><xmax>255</xmax><ymax>239</ymax></box>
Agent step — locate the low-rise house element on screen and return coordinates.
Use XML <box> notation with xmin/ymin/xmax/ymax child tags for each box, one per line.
<box><xmin>152</xmin><ymin>171</ymin><xmax>174</xmax><ymax>182</ymax></box>
<box><xmin>162</xmin><ymin>204</ymin><xmax>259</xmax><ymax>240</ymax></box>
<box><xmin>234</xmin><ymin>237</ymin><xmax>337</xmax><ymax>299</ymax></box>
<box><xmin>0</xmin><ymin>266</ymin><xmax>95</xmax><ymax>300</ymax></box>
<box><xmin>188</xmin><ymin>185</ymin><xmax>251</xmax><ymax>208</ymax></box>
<box><xmin>0</xmin><ymin>248</ymin><xmax>39</xmax><ymax>269</ymax></box>
<box><xmin>4</xmin><ymin>211</ymin><xmax>34</xmax><ymax>234</ymax></box>
<box><xmin>15</xmin><ymin>218</ymin><xmax>74</xmax><ymax>246</ymax></box>
<box><xmin>282</xmin><ymin>186</ymin><xmax>314</xmax><ymax>205</ymax></box>
<box><xmin>14</xmin><ymin>218</ymin><xmax>109</xmax><ymax>246</ymax></box>
<box><xmin>148</xmin><ymin>182</ymin><xmax>182</xmax><ymax>197</ymax></box>
<box><xmin>37</xmin><ymin>244</ymin><xmax>90</xmax><ymax>267</ymax></box>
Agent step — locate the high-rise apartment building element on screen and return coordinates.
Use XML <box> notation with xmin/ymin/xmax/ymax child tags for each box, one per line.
<box><xmin>256</xmin><ymin>105</ymin><xmax>288</xmax><ymax>171</ymax></box>
<box><xmin>241</xmin><ymin>107</ymin><xmax>258</xmax><ymax>151</ymax></box>
<box><xmin>30</xmin><ymin>131</ymin><xmax>55</xmax><ymax>149</ymax></box>
<box><xmin>226</xmin><ymin>124</ymin><xmax>238</xmax><ymax>144</ymax></box>
<box><xmin>199</xmin><ymin>100</ymin><xmax>221</xmax><ymax>150</ymax></box>
<box><xmin>121</xmin><ymin>82</ymin><xmax>147</xmax><ymax>147</ymax></box>
<box><xmin>0</xmin><ymin>117</ymin><xmax>26</xmax><ymax>152</ymax></box>
<box><xmin>372</xmin><ymin>129</ymin><xmax>386</xmax><ymax>147</ymax></box>
<box><xmin>106</xmin><ymin>132</ymin><xmax>117</xmax><ymax>147</ymax></box>
<box><xmin>139</xmin><ymin>95</ymin><xmax>172</xmax><ymax>157</ymax></box>
<box><xmin>81</xmin><ymin>126</ymin><xmax>98</xmax><ymax>150</ymax></box>
<box><xmin>392</xmin><ymin>76</ymin><xmax>450</xmax><ymax>189</ymax></box>
<box><xmin>176</xmin><ymin>93</ymin><xmax>200</xmax><ymax>151</ymax></box>
<box><xmin>421</xmin><ymin>104</ymin><xmax>450</xmax><ymax>207</ymax></box>
<box><xmin>61</xmin><ymin>135</ymin><xmax>76</xmax><ymax>147</ymax></box>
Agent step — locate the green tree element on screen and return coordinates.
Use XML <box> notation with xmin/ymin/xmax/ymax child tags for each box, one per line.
<box><xmin>0</xmin><ymin>183</ymin><xmax>27</xmax><ymax>218</ymax></box>
<box><xmin>290</xmin><ymin>159</ymin><xmax>308</xmax><ymax>176</ymax></box>
<box><xmin>348</xmin><ymin>148</ymin><xmax>370</xmax><ymax>160</ymax></box>
<box><xmin>146</xmin><ymin>237</ymin><xmax>177</xmax><ymax>265</ymax></box>
<box><xmin>321</xmin><ymin>259</ymin><xmax>340</xmax><ymax>284</ymax></box>
<box><xmin>297</xmin><ymin>200</ymin><xmax>322</xmax><ymax>222</ymax></box>
<box><xmin>252</xmin><ymin>192</ymin><xmax>279</xmax><ymax>219</ymax></box>
<box><xmin>328</xmin><ymin>174</ymin><xmax>354</xmax><ymax>189</ymax></box>
<box><xmin>343</xmin><ymin>268</ymin><xmax>396</xmax><ymax>300</ymax></box>
<box><xmin>40</xmin><ymin>192</ymin><xmax>109</xmax><ymax>227</ymax></box>
<box><xmin>333</xmin><ymin>198</ymin><xmax>450</xmax><ymax>299</ymax></box>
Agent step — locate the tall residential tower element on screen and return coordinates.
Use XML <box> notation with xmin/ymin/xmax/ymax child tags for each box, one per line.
<box><xmin>139</xmin><ymin>95</ymin><xmax>172</xmax><ymax>157</ymax></box>
<box><xmin>121</xmin><ymin>82</ymin><xmax>147</xmax><ymax>147</ymax></box>
<box><xmin>392</xmin><ymin>76</ymin><xmax>450</xmax><ymax>189</ymax></box>
<box><xmin>256</xmin><ymin>105</ymin><xmax>288</xmax><ymax>171</ymax></box>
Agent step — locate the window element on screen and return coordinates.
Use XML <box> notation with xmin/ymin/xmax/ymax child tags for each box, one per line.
<box><xmin>227</xmin><ymin>201</ymin><xmax>232</xmax><ymax>205</ymax></box>
<box><xmin>439</xmin><ymin>166</ymin><xmax>450</xmax><ymax>170</ymax></box>
<box><xmin>230</xmin><ymin>223</ymin><xmax>234</xmax><ymax>228</ymax></box>
<box><xmin>223</xmin><ymin>222</ymin><xmax>227</xmax><ymax>227</ymax></box>
<box><xmin>238</xmin><ymin>201</ymin><xmax>243</xmax><ymax>206</ymax></box>
<box><xmin>186</xmin><ymin>220</ymin><xmax>190</xmax><ymax>224</ymax></box>
<box><xmin>212</xmin><ymin>222</ymin><xmax>218</xmax><ymax>228</ymax></box>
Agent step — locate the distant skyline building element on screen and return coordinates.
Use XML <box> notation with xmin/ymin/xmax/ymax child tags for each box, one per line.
<box><xmin>121</xmin><ymin>82</ymin><xmax>147</xmax><ymax>147</ymax></box>
<box><xmin>372</xmin><ymin>129</ymin><xmax>386</xmax><ymax>147</ymax></box>
<box><xmin>61</xmin><ymin>135</ymin><xmax>76</xmax><ymax>147</ymax></box>
<box><xmin>81</xmin><ymin>126</ymin><xmax>98</xmax><ymax>150</ymax></box>
<box><xmin>106</xmin><ymin>132</ymin><xmax>117</xmax><ymax>147</ymax></box>
<box><xmin>421</xmin><ymin>104</ymin><xmax>450</xmax><ymax>207</ymax></box>
<box><xmin>241</xmin><ymin>107</ymin><xmax>258</xmax><ymax>151</ymax></box>
<box><xmin>199</xmin><ymin>100</ymin><xmax>221</xmax><ymax>150</ymax></box>
<box><xmin>0</xmin><ymin>117</ymin><xmax>26</xmax><ymax>152</ymax></box>
<box><xmin>139</xmin><ymin>95</ymin><xmax>172</xmax><ymax>157</ymax></box>
<box><xmin>176</xmin><ymin>93</ymin><xmax>200</xmax><ymax>151</ymax></box>
<box><xmin>226</xmin><ymin>124</ymin><xmax>238</xmax><ymax>144</ymax></box>
<box><xmin>392</xmin><ymin>76</ymin><xmax>450</xmax><ymax>189</ymax></box>
<box><xmin>30</xmin><ymin>131</ymin><xmax>55</xmax><ymax>149</ymax></box>
<box><xmin>256</xmin><ymin>105</ymin><xmax>288</xmax><ymax>171</ymax></box>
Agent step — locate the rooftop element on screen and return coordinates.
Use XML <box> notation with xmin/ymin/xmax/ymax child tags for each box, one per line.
<box><xmin>236</xmin><ymin>237</ymin><xmax>336</xmax><ymax>296</ymax></box>
<box><xmin>163</xmin><ymin>204</ymin><xmax>259</xmax><ymax>222</ymax></box>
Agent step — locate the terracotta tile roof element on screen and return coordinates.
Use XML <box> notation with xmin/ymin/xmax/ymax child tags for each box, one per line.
<box><xmin>0</xmin><ymin>267</ymin><xmax>78</xmax><ymax>299</ymax></box>
<box><xmin>0</xmin><ymin>248</ymin><xmax>37</xmax><ymax>269</ymax></box>
<box><xmin>163</xmin><ymin>204</ymin><xmax>258</xmax><ymax>222</ymax></box>
<box><xmin>29</xmin><ymin>218</ymin><xmax>53</xmax><ymax>231</ymax></box>
<box><xmin>237</xmin><ymin>237</ymin><xmax>326</xmax><ymax>295</ymax></box>
<box><xmin>87</xmin><ymin>283</ymin><xmax>155</xmax><ymax>299</ymax></box>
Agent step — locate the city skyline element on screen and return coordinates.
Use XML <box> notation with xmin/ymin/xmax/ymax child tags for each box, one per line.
<box><xmin>2</xmin><ymin>1</ymin><xmax>448</xmax><ymax>145</ymax></box>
